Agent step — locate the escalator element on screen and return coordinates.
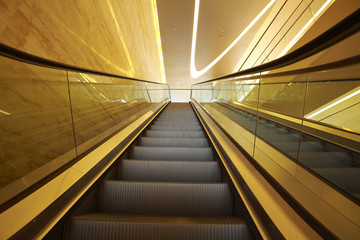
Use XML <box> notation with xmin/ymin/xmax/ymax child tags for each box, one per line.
<box><xmin>66</xmin><ymin>103</ymin><xmax>252</xmax><ymax>239</ymax></box>
<box><xmin>211</xmin><ymin>102</ymin><xmax>360</xmax><ymax>199</ymax></box>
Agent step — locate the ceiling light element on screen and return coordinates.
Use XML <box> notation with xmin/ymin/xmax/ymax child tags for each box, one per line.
<box><xmin>152</xmin><ymin>0</ymin><xmax>167</xmax><ymax>83</ymax></box>
<box><xmin>190</xmin><ymin>0</ymin><xmax>276</xmax><ymax>78</ymax></box>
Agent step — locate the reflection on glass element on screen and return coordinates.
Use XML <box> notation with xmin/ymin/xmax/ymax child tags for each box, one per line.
<box><xmin>305</xmin><ymin>81</ymin><xmax>360</xmax><ymax>133</ymax></box>
<box><xmin>68</xmin><ymin>72</ymin><xmax>167</xmax><ymax>155</ymax></box>
<box><xmin>0</xmin><ymin>57</ymin><xmax>169</xmax><ymax>205</ymax></box>
<box><xmin>0</xmin><ymin>56</ymin><xmax>76</xmax><ymax>199</ymax></box>
<box><xmin>192</xmin><ymin>79</ymin><xmax>259</xmax><ymax>156</ymax></box>
<box><xmin>191</xmin><ymin>63</ymin><xmax>360</xmax><ymax>200</ymax></box>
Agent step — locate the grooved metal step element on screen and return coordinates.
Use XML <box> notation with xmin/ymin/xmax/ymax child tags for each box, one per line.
<box><xmin>119</xmin><ymin>160</ymin><xmax>221</xmax><ymax>182</ymax></box>
<box><xmin>68</xmin><ymin>214</ymin><xmax>250</xmax><ymax>240</ymax></box>
<box><xmin>153</xmin><ymin>121</ymin><xmax>200</xmax><ymax>126</ymax></box>
<box><xmin>272</xmin><ymin>141</ymin><xmax>323</xmax><ymax>152</ymax></box>
<box><xmin>130</xmin><ymin>146</ymin><xmax>214</xmax><ymax>161</ymax></box>
<box><xmin>150</xmin><ymin>125</ymin><xmax>202</xmax><ymax>131</ymax></box>
<box><xmin>297</xmin><ymin>152</ymin><xmax>352</xmax><ymax>167</ymax></box>
<box><xmin>139</xmin><ymin>137</ymin><xmax>209</xmax><ymax>148</ymax></box>
<box><xmin>314</xmin><ymin>167</ymin><xmax>360</xmax><ymax>193</ymax></box>
<box><xmin>100</xmin><ymin>181</ymin><xmax>233</xmax><ymax>216</ymax></box>
<box><xmin>259</xmin><ymin>133</ymin><xmax>299</xmax><ymax>142</ymax></box>
<box><xmin>145</xmin><ymin>130</ymin><xmax>205</xmax><ymax>138</ymax></box>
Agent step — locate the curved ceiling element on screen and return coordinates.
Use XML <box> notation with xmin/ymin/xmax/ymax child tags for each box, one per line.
<box><xmin>156</xmin><ymin>0</ymin><xmax>355</xmax><ymax>89</ymax></box>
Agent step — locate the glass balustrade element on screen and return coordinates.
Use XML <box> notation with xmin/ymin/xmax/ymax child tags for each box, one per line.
<box><xmin>192</xmin><ymin>48</ymin><xmax>360</xmax><ymax>202</ymax></box>
<box><xmin>0</xmin><ymin>55</ymin><xmax>169</xmax><ymax>205</ymax></box>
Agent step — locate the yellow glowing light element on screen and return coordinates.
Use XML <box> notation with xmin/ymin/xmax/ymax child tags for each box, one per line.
<box><xmin>49</xmin><ymin>4</ymin><xmax>134</xmax><ymax>77</ymax></box>
<box><xmin>106</xmin><ymin>0</ymin><xmax>135</xmax><ymax>76</ymax></box>
<box><xmin>306</xmin><ymin>89</ymin><xmax>360</xmax><ymax>119</ymax></box>
<box><xmin>79</xmin><ymin>73</ymin><xmax>97</xmax><ymax>83</ymax></box>
<box><xmin>152</xmin><ymin>0</ymin><xmax>167</xmax><ymax>83</ymax></box>
<box><xmin>0</xmin><ymin>110</ymin><xmax>10</xmax><ymax>115</ymax></box>
<box><xmin>190</xmin><ymin>0</ymin><xmax>276</xmax><ymax>78</ymax></box>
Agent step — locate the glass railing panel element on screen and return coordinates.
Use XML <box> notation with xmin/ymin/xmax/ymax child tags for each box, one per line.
<box><xmin>68</xmin><ymin>72</ymin><xmax>164</xmax><ymax>155</ymax></box>
<box><xmin>193</xmin><ymin>79</ymin><xmax>259</xmax><ymax>156</ymax></box>
<box><xmin>192</xmin><ymin>61</ymin><xmax>360</xmax><ymax>201</ymax></box>
<box><xmin>146</xmin><ymin>83</ymin><xmax>169</xmax><ymax>103</ymax></box>
<box><xmin>192</xmin><ymin>83</ymin><xmax>213</xmax><ymax>103</ymax></box>
<box><xmin>0</xmin><ymin>56</ymin><xmax>76</xmax><ymax>203</ymax></box>
<box><xmin>298</xmin><ymin>64</ymin><xmax>360</xmax><ymax>198</ymax></box>
<box><xmin>305</xmin><ymin>65</ymin><xmax>360</xmax><ymax>133</ymax></box>
<box><xmin>256</xmin><ymin>75</ymin><xmax>306</xmax><ymax>159</ymax></box>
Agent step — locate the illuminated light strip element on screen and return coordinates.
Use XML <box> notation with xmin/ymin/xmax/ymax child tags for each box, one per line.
<box><xmin>106</xmin><ymin>0</ymin><xmax>135</xmax><ymax>76</ymax></box>
<box><xmin>79</xmin><ymin>73</ymin><xmax>97</xmax><ymax>83</ymax></box>
<box><xmin>190</xmin><ymin>0</ymin><xmax>276</xmax><ymax>78</ymax></box>
<box><xmin>152</xmin><ymin>0</ymin><xmax>167</xmax><ymax>83</ymax></box>
<box><xmin>50</xmin><ymin>13</ymin><xmax>133</xmax><ymax>76</ymax></box>
<box><xmin>0</xmin><ymin>110</ymin><xmax>10</xmax><ymax>115</ymax></box>
<box><xmin>306</xmin><ymin>89</ymin><xmax>360</xmax><ymax>119</ymax></box>
<box><xmin>277</xmin><ymin>0</ymin><xmax>333</xmax><ymax>58</ymax></box>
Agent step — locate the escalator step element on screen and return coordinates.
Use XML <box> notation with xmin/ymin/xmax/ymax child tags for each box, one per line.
<box><xmin>256</xmin><ymin>128</ymin><xmax>288</xmax><ymax>134</ymax></box>
<box><xmin>258</xmin><ymin>133</ymin><xmax>299</xmax><ymax>142</ymax></box>
<box><xmin>297</xmin><ymin>152</ymin><xmax>352</xmax><ymax>167</ymax></box>
<box><xmin>314</xmin><ymin>167</ymin><xmax>360</xmax><ymax>193</ymax></box>
<box><xmin>153</xmin><ymin>121</ymin><xmax>200</xmax><ymax>126</ymax></box>
<box><xmin>150</xmin><ymin>125</ymin><xmax>202</xmax><ymax>131</ymax></box>
<box><xmin>119</xmin><ymin>160</ymin><xmax>221</xmax><ymax>182</ymax></box>
<box><xmin>68</xmin><ymin>214</ymin><xmax>250</xmax><ymax>240</ymax></box>
<box><xmin>99</xmin><ymin>181</ymin><xmax>233</xmax><ymax>216</ymax></box>
<box><xmin>139</xmin><ymin>137</ymin><xmax>209</xmax><ymax>148</ymax></box>
<box><xmin>272</xmin><ymin>141</ymin><xmax>323</xmax><ymax>152</ymax></box>
<box><xmin>130</xmin><ymin>146</ymin><xmax>214</xmax><ymax>161</ymax></box>
<box><xmin>145</xmin><ymin>130</ymin><xmax>205</xmax><ymax>138</ymax></box>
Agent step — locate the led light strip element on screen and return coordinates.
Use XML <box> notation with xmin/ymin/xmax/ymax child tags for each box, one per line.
<box><xmin>153</xmin><ymin>0</ymin><xmax>167</xmax><ymax>83</ymax></box>
<box><xmin>306</xmin><ymin>89</ymin><xmax>360</xmax><ymax>119</ymax></box>
<box><xmin>0</xmin><ymin>110</ymin><xmax>10</xmax><ymax>115</ymax></box>
<box><xmin>190</xmin><ymin>0</ymin><xmax>276</xmax><ymax>78</ymax></box>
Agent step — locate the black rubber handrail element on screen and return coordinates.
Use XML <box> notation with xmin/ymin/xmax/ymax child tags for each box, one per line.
<box><xmin>193</xmin><ymin>8</ymin><xmax>360</xmax><ymax>85</ymax></box>
<box><xmin>0</xmin><ymin>43</ymin><xmax>166</xmax><ymax>85</ymax></box>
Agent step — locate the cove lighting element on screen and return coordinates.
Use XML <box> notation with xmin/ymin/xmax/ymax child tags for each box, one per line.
<box><xmin>306</xmin><ymin>89</ymin><xmax>360</xmax><ymax>119</ymax></box>
<box><xmin>0</xmin><ymin>110</ymin><xmax>10</xmax><ymax>115</ymax></box>
<box><xmin>153</xmin><ymin>0</ymin><xmax>167</xmax><ymax>83</ymax></box>
<box><xmin>190</xmin><ymin>0</ymin><xmax>276</xmax><ymax>78</ymax></box>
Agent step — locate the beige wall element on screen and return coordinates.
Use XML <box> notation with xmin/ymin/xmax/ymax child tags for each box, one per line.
<box><xmin>0</xmin><ymin>0</ymin><xmax>164</xmax><ymax>83</ymax></box>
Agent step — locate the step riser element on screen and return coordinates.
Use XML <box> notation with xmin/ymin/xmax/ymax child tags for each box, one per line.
<box><xmin>69</xmin><ymin>220</ymin><xmax>250</xmax><ymax>240</ymax></box>
<box><xmin>130</xmin><ymin>147</ymin><xmax>214</xmax><ymax>161</ymax></box>
<box><xmin>150</xmin><ymin>125</ymin><xmax>202</xmax><ymax>131</ymax></box>
<box><xmin>139</xmin><ymin>137</ymin><xmax>209</xmax><ymax>148</ymax></box>
<box><xmin>119</xmin><ymin>160</ymin><xmax>221</xmax><ymax>182</ymax></box>
<box><xmin>273</xmin><ymin>142</ymin><xmax>323</xmax><ymax>152</ymax></box>
<box><xmin>260</xmin><ymin>134</ymin><xmax>299</xmax><ymax>142</ymax></box>
<box><xmin>100</xmin><ymin>182</ymin><xmax>233</xmax><ymax>216</ymax></box>
<box><xmin>145</xmin><ymin>131</ymin><xmax>205</xmax><ymax>138</ymax></box>
<box><xmin>153</xmin><ymin>121</ymin><xmax>200</xmax><ymax>126</ymax></box>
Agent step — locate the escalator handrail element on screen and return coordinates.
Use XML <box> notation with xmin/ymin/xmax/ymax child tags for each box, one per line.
<box><xmin>0</xmin><ymin>43</ymin><xmax>167</xmax><ymax>85</ymax></box>
<box><xmin>192</xmin><ymin>8</ymin><xmax>360</xmax><ymax>85</ymax></box>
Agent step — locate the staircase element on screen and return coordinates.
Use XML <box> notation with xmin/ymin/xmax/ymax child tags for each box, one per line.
<box><xmin>67</xmin><ymin>103</ymin><xmax>251</xmax><ymax>239</ymax></box>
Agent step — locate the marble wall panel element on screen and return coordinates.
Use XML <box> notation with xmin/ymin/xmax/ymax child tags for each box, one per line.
<box><xmin>0</xmin><ymin>0</ymin><xmax>164</xmax><ymax>83</ymax></box>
